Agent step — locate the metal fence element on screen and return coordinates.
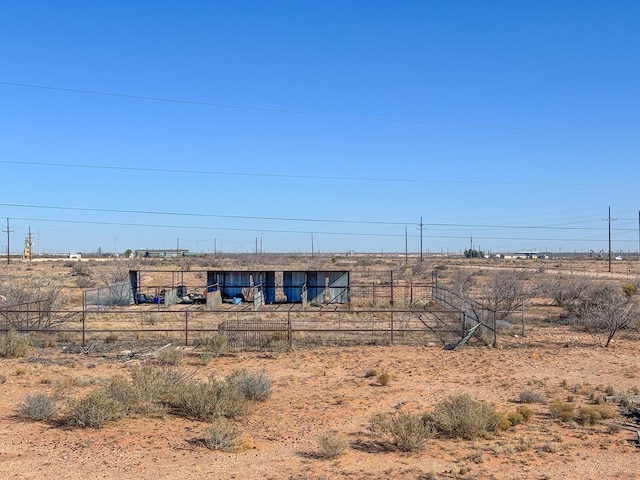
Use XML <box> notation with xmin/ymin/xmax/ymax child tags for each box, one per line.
<box><xmin>0</xmin><ymin>305</ymin><xmax>466</xmax><ymax>351</ymax></box>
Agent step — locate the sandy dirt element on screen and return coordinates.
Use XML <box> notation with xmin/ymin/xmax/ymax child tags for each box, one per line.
<box><xmin>1</xmin><ymin>325</ymin><xmax>639</xmax><ymax>480</ymax></box>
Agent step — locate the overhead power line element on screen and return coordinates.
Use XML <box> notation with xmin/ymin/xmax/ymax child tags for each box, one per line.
<box><xmin>2</xmin><ymin>202</ymin><xmax>635</xmax><ymax>234</ymax></box>
<box><xmin>2</xmin><ymin>160</ymin><xmax>640</xmax><ymax>188</ymax></box>
<box><xmin>1</xmin><ymin>81</ymin><xmax>639</xmax><ymax>137</ymax></box>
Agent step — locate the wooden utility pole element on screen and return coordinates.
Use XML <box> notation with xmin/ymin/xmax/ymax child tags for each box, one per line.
<box><xmin>3</xmin><ymin>218</ymin><xmax>13</xmax><ymax>264</ymax></box>
<box><xmin>605</xmin><ymin>206</ymin><xmax>617</xmax><ymax>273</ymax></box>
<box><xmin>419</xmin><ymin>217</ymin><xmax>423</xmax><ymax>262</ymax></box>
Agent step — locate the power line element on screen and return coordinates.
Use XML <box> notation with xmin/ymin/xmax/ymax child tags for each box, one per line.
<box><xmin>1</xmin><ymin>202</ymin><xmax>632</xmax><ymax>232</ymax></box>
<box><xmin>2</xmin><ymin>81</ymin><xmax>639</xmax><ymax>137</ymax></box>
<box><xmin>2</xmin><ymin>160</ymin><xmax>640</xmax><ymax>189</ymax></box>
<box><xmin>0</xmin><ymin>203</ymin><xmax>410</xmax><ymax>227</ymax></box>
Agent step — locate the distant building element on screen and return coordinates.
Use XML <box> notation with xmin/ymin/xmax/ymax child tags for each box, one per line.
<box><xmin>134</xmin><ymin>249</ymin><xmax>189</xmax><ymax>258</ymax></box>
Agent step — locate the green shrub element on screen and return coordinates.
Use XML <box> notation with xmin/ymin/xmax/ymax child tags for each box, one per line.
<box><xmin>548</xmin><ymin>400</ymin><xmax>574</xmax><ymax>422</ymax></box>
<box><xmin>317</xmin><ymin>434</ymin><xmax>349</xmax><ymax>459</ymax></box>
<box><xmin>65</xmin><ymin>389</ymin><xmax>124</xmax><ymax>428</ymax></box>
<box><xmin>19</xmin><ymin>393</ymin><xmax>57</xmax><ymax>421</ymax></box>
<box><xmin>370</xmin><ymin>412</ymin><xmax>433</xmax><ymax>452</ymax></box>
<box><xmin>203</xmin><ymin>417</ymin><xmax>241</xmax><ymax>451</ymax></box>
<box><xmin>0</xmin><ymin>329</ymin><xmax>29</xmax><ymax>358</ymax></box>
<box><xmin>431</xmin><ymin>393</ymin><xmax>499</xmax><ymax>440</ymax></box>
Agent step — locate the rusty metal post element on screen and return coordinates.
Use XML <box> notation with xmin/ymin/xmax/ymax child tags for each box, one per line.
<box><xmin>287</xmin><ymin>311</ymin><xmax>292</xmax><ymax>350</ymax></box>
<box><xmin>390</xmin><ymin>311</ymin><xmax>394</xmax><ymax>346</ymax></box>
<box><xmin>390</xmin><ymin>270</ymin><xmax>394</xmax><ymax>307</ymax></box>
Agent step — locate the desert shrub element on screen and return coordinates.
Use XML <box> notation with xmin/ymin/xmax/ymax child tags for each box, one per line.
<box><xmin>577</xmin><ymin>405</ymin><xmax>616</xmax><ymax>426</ymax></box>
<box><xmin>0</xmin><ymin>328</ymin><xmax>29</xmax><ymax>358</ymax></box>
<box><xmin>155</xmin><ymin>347</ymin><xmax>185</xmax><ymax>366</ymax></box>
<box><xmin>548</xmin><ymin>400</ymin><xmax>574</xmax><ymax>422</ymax></box>
<box><xmin>19</xmin><ymin>393</ymin><xmax>57</xmax><ymax>421</ymax></box>
<box><xmin>65</xmin><ymin>389</ymin><xmax>124</xmax><ymax>428</ymax></box>
<box><xmin>377</xmin><ymin>372</ymin><xmax>391</xmax><ymax>386</ymax></box>
<box><xmin>198</xmin><ymin>333</ymin><xmax>228</xmax><ymax>356</ymax></box>
<box><xmin>623</xmin><ymin>283</ymin><xmax>637</xmax><ymax>298</ymax></box>
<box><xmin>506</xmin><ymin>411</ymin><xmax>525</xmax><ymax>426</ymax></box>
<box><xmin>225</xmin><ymin>369</ymin><xmax>271</xmax><ymax>402</ymax></box>
<box><xmin>370</xmin><ymin>412</ymin><xmax>433</xmax><ymax>452</ymax></box>
<box><xmin>106</xmin><ymin>375</ymin><xmax>141</xmax><ymax>411</ymax></box>
<box><xmin>203</xmin><ymin>417</ymin><xmax>241</xmax><ymax>451</ymax></box>
<box><xmin>364</xmin><ymin>369</ymin><xmax>378</xmax><ymax>378</ymax></box>
<box><xmin>431</xmin><ymin>393</ymin><xmax>499</xmax><ymax>440</ymax></box>
<box><xmin>317</xmin><ymin>434</ymin><xmax>349</xmax><ymax>459</ymax></box>
<box><xmin>128</xmin><ymin>365</ymin><xmax>193</xmax><ymax>406</ymax></box>
<box><xmin>516</xmin><ymin>405</ymin><xmax>534</xmax><ymax>422</ymax></box>
<box><xmin>172</xmin><ymin>377</ymin><xmax>246</xmax><ymax>421</ymax></box>
<box><xmin>519</xmin><ymin>390</ymin><xmax>543</xmax><ymax>404</ymax></box>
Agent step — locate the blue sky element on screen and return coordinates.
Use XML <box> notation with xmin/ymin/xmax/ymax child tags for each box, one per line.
<box><xmin>1</xmin><ymin>1</ymin><xmax>639</xmax><ymax>255</ymax></box>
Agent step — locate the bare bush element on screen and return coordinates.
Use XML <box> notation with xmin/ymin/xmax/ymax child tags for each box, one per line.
<box><xmin>575</xmin><ymin>284</ymin><xmax>638</xmax><ymax>347</ymax></box>
<box><xmin>0</xmin><ymin>279</ymin><xmax>76</xmax><ymax>330</ymax></box>
<box><xmin>539</xmin><ymin>275</ymin><xmax>591</xmax><ymax>313</ymax></box>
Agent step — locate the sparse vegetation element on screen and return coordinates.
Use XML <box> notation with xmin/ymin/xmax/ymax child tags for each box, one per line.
<box><xmin>19</xmin><ymin>393</ymin><xmax>57</xmax><ymax>421</ymax></box>
<box><xmin>370</xmin><ymin>412</ymin><xmax>433</xmax><ymax>452</ymax></box>
<box><xmin>377</xmin><ymin>371</ymin><xmax>391</xmax><ymax>386</ymax></box>
<box><xmin>548</xmin><ymin>400</ymin><xmax>575</xmax><ymax>422</ymax></box>
<box><xmin>203</xmin><ymin>417</ymin><xmax>241</xmax><ymax>451</ymax></box>
<box><xmin>430</xmin><ymin>393</ymin><xmax>500</xmax><ymax>440</ymax></box>
<box><xmin>0</xmin><ymin>328</ymin><xmax>29</xmax><ymax>358</ymax></box>
<box><xmin>65</xmin><ymin>389</ymin><xmax>124</xmax><ymax>428</ymax></box>
<box><xmin>226</xmin><ymin>369</ymin><xmax>272</xmax><ymax>402</ymax></box>
<box><xmin>316</xmin><ymin>433</ymin><xmax>349</xmax><ymax>458</ymax></box>
<box><xmin>519</xmin><ymin>390</ymin><xmax>543</xmax><ymax>403</ymax></box>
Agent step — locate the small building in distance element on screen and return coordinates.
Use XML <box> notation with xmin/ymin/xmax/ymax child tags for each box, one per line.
<box><xmin>134</xmin><ymin>249</ymin><xmax>189</xmax><ymax>258</ymax></box>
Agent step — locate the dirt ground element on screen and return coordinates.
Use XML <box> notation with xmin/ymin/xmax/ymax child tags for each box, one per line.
<box><xmin>1</xmin><ymin>325</ymin><xmax>639</xmax><ymax>480</ymax></box>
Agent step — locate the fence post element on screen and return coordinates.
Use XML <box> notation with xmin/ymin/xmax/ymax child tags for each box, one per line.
<box><xmin>390</xmin><ymin>311</ymin><xmax>394</xmax><ymax>346</ymax></box>
<box><xmin>390</xmin><ymin>270</ymin><xmax>394</xmax><ymax>307</ymax></box>
<box><xmin>185</xmin><ymin>309</ymin><xmax>189</xmax><ymax>346</ymax></box>
<box><xmin>82</xmin><ymin>291</ymin><xmax>86</xmax><ymax>347</ymax></box>
<box><xmin>287</xmin><ymin>311</ymin><xmax>292</xmax><ymax>350</ymax></box>
<box><xmin>493</xmin><ymin>311</ymin><xmax>498</xmax><ymax>348</ymax></box>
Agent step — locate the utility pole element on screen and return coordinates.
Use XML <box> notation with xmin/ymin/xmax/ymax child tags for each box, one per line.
<box><xmin>4</xmin><ymin>218</ymin><xmax>13</xmax><ymax>264</ymax></box>
<box><xmin>604</xmin><ymin>206</ymin><xmax>617</xmax><ymax>273</ymax></box>
<box><xmin>405</xmin><ymin>226</ymin><xmax>408</xmax><ymax>263</ymax></box>
<box><xmin>176</xmin><ymin>237</ymin><xmax>180</xmax><ymax>257</ymax></box>
<box><xmin>419</xmin><ymin>217</ymin><xmax>423</xmax><ymax>262</ymax></box>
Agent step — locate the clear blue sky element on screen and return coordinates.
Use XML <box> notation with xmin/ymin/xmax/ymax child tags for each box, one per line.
<box><xmin>1</xmin><ymin>1</ymin><xmax>639</xmax><ymax>255</ymax></box>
